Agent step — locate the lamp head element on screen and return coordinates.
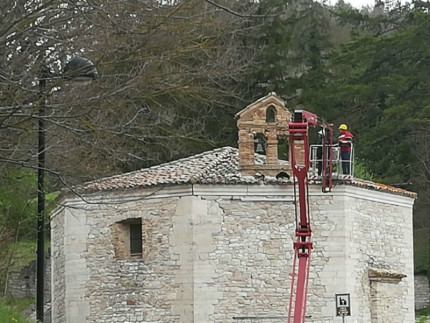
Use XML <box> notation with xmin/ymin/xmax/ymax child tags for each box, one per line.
<box><xmin>63</xmin><ymin>56</ymin><xmax>98</xmax><ymax>83</ymax></box>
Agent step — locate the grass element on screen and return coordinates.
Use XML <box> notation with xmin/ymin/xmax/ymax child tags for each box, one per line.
<box><xmin>0</xmin><ymin>239</ymin><xmax>49</xmax><ymax>307</ymax></box>
<box><xmin>3</xmin><ymin>239</ymin><xmax>49</xmax><ymax>272</ymax></box>
<box><xmin>7</xmin><ymin>240</ymin><xmax>37</xmax><ymax>272</ymax></box>
<box><xmin>0</xmin><ymin>298</ymin><xmax>35</xmax><ymax>323</ymax></box>
<box><xmin>417</xmin><ymin>307</ymin><xmax>430</xmax><ymax>323</ymax></box>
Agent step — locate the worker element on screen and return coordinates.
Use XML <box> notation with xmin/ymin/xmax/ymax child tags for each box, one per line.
<box><xmin>338</xmin><ymin>124</ymin><xmax>354</xmax><ymax>175</ymax></box>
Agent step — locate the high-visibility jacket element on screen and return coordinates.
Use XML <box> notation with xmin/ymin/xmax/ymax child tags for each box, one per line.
<box><xmin>339</xmin><ymin>130</ymin><xmax>353</xmax><ymax>152</ymax></box>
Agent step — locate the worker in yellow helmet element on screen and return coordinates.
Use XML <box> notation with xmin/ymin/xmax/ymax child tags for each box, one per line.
<box><xmin>338</xmin><ymin>124</ymin><xmax>354</xmax><ymax>175</ymax></box>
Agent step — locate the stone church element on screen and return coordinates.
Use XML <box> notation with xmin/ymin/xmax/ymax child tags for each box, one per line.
<box><xmin>51</xmin><ymin>93</ymin><xmax>416</xmax><ymax>322</ymax></box>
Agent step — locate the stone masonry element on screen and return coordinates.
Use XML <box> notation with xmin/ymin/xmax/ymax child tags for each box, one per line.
<box><xmin>6</xmin><ymin>255</ymin><xmax>51</xmax><ymax>301</ymax></box>
<box><xmin>236</xmin><ymin>92</ymin><xmax>295</xmax><ymax>176</ymax></box>
<box><xmin>51</xmin><ymin>184</ymin><xmax>415</xmax><ymax>322</ymax></box>
<box><xmin>415</xmin><ymin>274</ymin><xmax>430</xmax><ymax>310</ymax></box>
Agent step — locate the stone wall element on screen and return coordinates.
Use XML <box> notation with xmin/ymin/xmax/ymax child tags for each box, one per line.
<box><xmin>6</xmin><ymin>255</ymin><xmax>51</xmax><ymax>301</ymax></box>
<box><xmin>348</xmin><ymin>195</ymin><xmax>415</xmax><ymax>323</ymax></box>
<box><xmin>415</xmin><ymin>274</ymin><xmax>430</xmax><ymax>310</ymax></box>
<box><xmin>51</xmin><ymin>205</ymin><xmax>65</xmax><ymax>323</ymax></box>
<box><xmin>51</xmin><ymin>193</ymin><xmax>185</xmax><ymax>323</ymax></box>
<box><xmin>369</xmin><ymin>272</ymin><xmax>407</xmax><ymax>323</ymax></box>
<box><xmin>206</xmin><ymin>197</ymin><xmax>296</xmax><ymax>322</ymax></box>
<box><xmin>51</xmin><ymin>184</ymin><xmax>415</xmax><ymax>322</ymax></box>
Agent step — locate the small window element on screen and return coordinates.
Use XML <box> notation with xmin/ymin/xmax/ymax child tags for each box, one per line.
<box><xmin>266</xmin><ymin>105</ymin><xmax>276</xmax><ymax>123</ymax></box>
<box><xmin>111</xmin><ymin>218</ymin><xmax>142</xmax><ymax>259</ymax></box>
<box><xmin>130</xmin><ymin>223</ymin><xmax>142</xmax><ymax>256</ymax></box>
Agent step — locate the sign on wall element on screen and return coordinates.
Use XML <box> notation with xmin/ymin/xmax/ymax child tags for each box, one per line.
<box><xmin>335</xmin><ymin>293</ymin><xmax>351</xmax><ymax>317</ymax></box>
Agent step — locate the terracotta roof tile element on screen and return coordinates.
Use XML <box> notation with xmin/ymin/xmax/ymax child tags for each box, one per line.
<box><xmin>80</xmin><ymin>147</ymin><xmax>267</xmax><ymax>192</ymax></box>
<box><xmin>76</xmin><ymin>146</ymin><xmax>416</xmax><ymax>198</ymax></box>
<box><xmin>346</xmin><ymin>179</ymin><xmax>416</xmax><ymax>198</ymax></box>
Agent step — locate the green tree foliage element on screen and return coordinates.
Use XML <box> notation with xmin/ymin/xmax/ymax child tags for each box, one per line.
<box><xmin>0</xmin><ymin>168</ymin><xmax>37</xmax><ymax>239</ymax></box>
<box><xmin>322</xmin><ymin>4</ymin><xmax>430</xmax><ymax>236</ymax></box>
<box><xmin>414</xmin><ymin>228</ymin><xmax>429</xmax><ymax>275</ymax></box>
<box><xmin>326</xmin><ymin>7</ymin><xmax>430</xmax><ymax>182</ymax></box>
<box><xmin>250</xmin><ymin>0</ymin><xmax>333</xmax><ymax>108</ymax></box>
<box><xmin>0</xmin><ymin>167</ymin><xmax>37</xmax><ymax>294</ymax></box>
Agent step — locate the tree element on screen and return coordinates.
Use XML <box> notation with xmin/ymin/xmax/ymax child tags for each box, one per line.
<box><xmin>327</xmin><ymin>5</ymin><xmax>429</xmax><ymax>181</ymax></box>
<box><xmin>0</xmin><ymin>0</ymin><xmax>259</xmax><ymax>186</ymax></box>
<box><xmin>248</xmin><ymin>0</ymin><xmax>334</xmax><ymax>112</ymax></box>
<box><xmin>0</xmin><ymin>167</ymin><xmax>38</xmax><ymax>294</ymax></box>
<box><xmin>321</xmin><ymin>4</ymin><xmax>430</xmax><ymax>235</ymax></box>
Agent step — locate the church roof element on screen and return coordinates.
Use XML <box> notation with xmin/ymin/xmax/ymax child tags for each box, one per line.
<box><xmin>80</xmin><ymin>147</ymin><xmax>289</xmax><ymax>192</ymax></box>
<box><xmin>76</xmin><ymin>146</ymin><xmax>415</xmax><ymax>198</ymax></box>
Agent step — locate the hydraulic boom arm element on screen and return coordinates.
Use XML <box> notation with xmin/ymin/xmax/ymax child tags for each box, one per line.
<box><xmin>287</xmin><ymin>110</ymin><xmax>333</xmax><ymax>323</ymax></box>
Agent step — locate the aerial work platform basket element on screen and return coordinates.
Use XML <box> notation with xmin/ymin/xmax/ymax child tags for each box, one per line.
<box><xmin>309</xmin><ymin>143</ymin><xmax>354</xmax><ymax>181</ymax></box>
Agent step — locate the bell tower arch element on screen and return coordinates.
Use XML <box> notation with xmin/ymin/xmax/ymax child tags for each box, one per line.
<box><xmin>235</xmin><ymin>92</ymin><xmax>292</xmax><ymax>177</ymax></box>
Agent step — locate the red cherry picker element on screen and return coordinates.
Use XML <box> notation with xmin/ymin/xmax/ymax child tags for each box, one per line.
<box><xmin>287</xmin><ymin>110</ymin><xmax>334</xmax><ymax>323</ymax></box>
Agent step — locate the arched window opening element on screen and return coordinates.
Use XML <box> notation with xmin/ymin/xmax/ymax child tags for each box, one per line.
<box><xmin>277</xmin><ymin>135</ymin><xmax>289</xmax><ymax>161</ymax></box>
<box><xmin>266</xmin><ymin>105</ymin><xmax>276</xmax><ymax>123</ymax></box>
<box><xmin>254</xmin><ymin>133</ymin><xmax>266</xmax><ymax>155</ymax></box>
<box><xmin>276</xmin><ymin>172</ymin><xmax>290</xmax><ymax>179</ymax></box>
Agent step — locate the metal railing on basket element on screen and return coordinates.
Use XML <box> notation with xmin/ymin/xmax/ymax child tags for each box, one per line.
<box><xmin>309</xmin><ymin>143</ymin><xmax>354</xmax><ymax>180</ymax></box>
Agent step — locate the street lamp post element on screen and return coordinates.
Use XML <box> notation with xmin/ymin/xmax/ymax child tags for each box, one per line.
<box><xmin>36</xmin><ymin>57</ymin><xmax>97</xmax><ymax>322</ymax></box>
<box><xmin>36</xmin><ymin>66</ymin><xmax>48</xmax><ymax>323</ymax></box>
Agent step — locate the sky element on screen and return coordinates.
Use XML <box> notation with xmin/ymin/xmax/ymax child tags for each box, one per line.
<box><xmin>321</xmin><ymin>0</ymin><xmax>376</xmax><ymax>8</ymax></box>
<box><xmin>347</xmin><ymin>0</ymin><xmax>376</xmax><ymax>7</ymax></box>
<box><xmin>335</xmin><ymin>0</ymin><xmax>407</xmax><ymax>8</ymax></box>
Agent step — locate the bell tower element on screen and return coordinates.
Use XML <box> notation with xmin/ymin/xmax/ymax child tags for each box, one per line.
<box><xmin>235</xmin><ymin>92</ymin><xmax>292</xmax><ymax>177</ymax></box>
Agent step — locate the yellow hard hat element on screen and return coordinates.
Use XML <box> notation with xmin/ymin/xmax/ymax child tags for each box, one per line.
<box><xmin>339</xmin><ymin>124</ymin><xmax>348</xmax><ymax>130</ymax></box>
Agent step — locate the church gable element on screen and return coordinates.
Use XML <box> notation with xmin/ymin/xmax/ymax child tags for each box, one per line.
<box><xmin>235</xmin><ymin>92</ymin><xmax>290</xmax><ymax>127</ymax></box>
<box><xmin>236</xmin><ymin>92</ymin><xmax>292</xmax><ymax>177</ymax></box>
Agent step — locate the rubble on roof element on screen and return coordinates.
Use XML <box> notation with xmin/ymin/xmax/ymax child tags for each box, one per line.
<box><xmin>73</xmin><ymin>146</ymin><xmax>416</xmax><ymax>199</ymax></box>
<box><xmin>349</xmin><ymin>178</ymin><xmax>416</xmax><ymax>198</ymax></box>
<box><xmin>80</xmin><ymin>147</ymin><xmax>277</xmax><ymax>192</ymax></box>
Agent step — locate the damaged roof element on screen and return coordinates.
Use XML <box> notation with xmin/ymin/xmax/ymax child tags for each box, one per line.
<box><xmin>80</xmin><ymin>147</ymin><xmax>282</xmax><ymax>192</ymax></box>
<box><xmin>77</xmin><ymin>146</ymin><xmax>416</xmax><ymax>198</ymax></box>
